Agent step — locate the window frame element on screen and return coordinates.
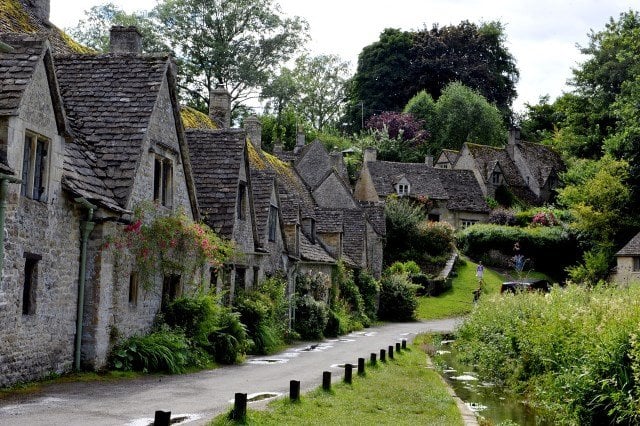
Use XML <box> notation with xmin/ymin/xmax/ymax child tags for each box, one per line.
<box><xmin>633</xmin><ymin>257</ymin><xmax>640</xmax><ymax>272</ymax></box>
<box><xmin>397</xmin><ymin>183</ymin><xmax>409</xmax><ymax>197</ymax></box>
<box><xmin>153</xmin><ymin>156</ymin><xmax>173</xmax><ymax>207</ymax></box>
<box><xmin>491</xmin><ymin>171</ymin><xmax>502</xmax><ymax>185</ymax></box>
<box><xmin>128</xmin><ymin>272</ymin><xmax>139</xmax><ymax>307</ymax></box>
<box><xmin>237</xmin><ymin>181</ymin><xmax>247</xmax><ymax>220</ymax></box>
<box><xmin>21</xmin><ymin>132</ymin><xmax>50</xmax><ymax>202</ymax></box>
<box><xmin>268</xmin><ymin>204</ymin><xmax>278</xmax><ymax>242</ymax></box>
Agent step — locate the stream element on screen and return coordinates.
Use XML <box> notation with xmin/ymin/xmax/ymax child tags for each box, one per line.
<box><xmin>434</xmin><ymin>340</ymin><xmax>552</xmax><ymax>426</ymax></box>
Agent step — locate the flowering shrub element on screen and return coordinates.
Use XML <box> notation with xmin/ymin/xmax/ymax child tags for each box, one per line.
<box><xmin>488</xmin><ymin>207</ymin><xmax>516</xmax><ymax>226</ymax></box>
<box><xmin>531</xmin><ymin>210</ymin><xmax>558</xmax><ymax>226</ymax></box>
<box><xmin>106</xmin><ymin>206</ymin><xmax>234</xmax><ymax>287</ymax></box>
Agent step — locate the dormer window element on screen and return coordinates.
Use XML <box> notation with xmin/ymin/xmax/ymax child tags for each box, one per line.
<box><xmin>397</xmin><ymin>184</ymin><xmax>410</xmax><ymax>196</ymax></box>
<box><xmin>154</xmin><ymin>156</ymin><xmax>173</xmax><ymax>207</ymax></box>
<box><xmin>237</xmin><ymin>181</ymin><xmax>247</xmax><ymax>220</ymax></box>
<box><xmin>491</xmin><ymin>171</ymin><xmax>502</xmax><ymax>185</ymax></box>
<box><xmin>21</xmin><ymin>132</ymin><xmax>50</xmax><ymax>202</ymax></box>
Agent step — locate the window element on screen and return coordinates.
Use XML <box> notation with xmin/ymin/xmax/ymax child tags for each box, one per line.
<box><xmin>428</xmin><ymin>214</ymin><xmax>440</xmax><ymax>222</ymax></box>
<box><xmin>491</xmin><ymin>171</ymin><xmax>502</xmax><ymax>185</ymax></box>
<box><xmin>253</xmin><ymin>266</ymin><xmax>259</xmax><ymax>289</ymax></box>
<box><xmin>153</xmin><ymin>157</ymin><xmax>173</xmax><ymax>207</ymax></box>
<box><xmin>128</xmin><ymin>273</ymin><xmax>139</xmax><ymax>306</ymax></box>
<box><xmin>461</xmin><ymin>219</ymin><xmax>479</xmax><ymax>228</ymax></box>
<box><xmin>237</xmin><ymin>182</ymin><xmax>247</xmax><ymax>219</ymax></box>
<box><xmin>268</xmin><ymin>205</ymin><xmax>278</xmax><ymax>242</ymax></box>
<box><xmin>210</xmin><ymin>267</ymin><xmax>218</xmax><ymax>289</ymax></box>
<box><xmin>235</xmin><ymin>266</ymin><xmax>246</xmax><ymax>291</ymax></box>
<box><xmin>161</xmin><ymin>274</ymin><xmax>181</xmax><ymax>311</ymax></box>
<box><xmin>21</xmin><ymin>133</ymin><xmax>49</xmax><ymax>201</ymax></box>
<box><xmin>634</xmin><ymin>257</ymin><xmax>640</xmax><ymax>272</ymax></box>
<box><xmin>397</xmin><ymin>184</ymin><xmax>409</xmax><ymax>197</ymax></box>
<box><xmin>22</xmin><ymin>253</ymin><xmax>41</xmax><ymax>315</ymax></box>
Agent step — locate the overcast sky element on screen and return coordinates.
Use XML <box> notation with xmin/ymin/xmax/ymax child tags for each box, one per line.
<box><xmin>50</xmin><ymin>0</ymin><xmax>638</xmax><ymax>113</ymax></box>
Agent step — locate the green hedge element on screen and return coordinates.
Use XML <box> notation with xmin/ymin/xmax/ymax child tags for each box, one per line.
<box><xmin>456</xmin><ymin>224</ymin><xmax>577</xmax><ymax>276</ymax></box>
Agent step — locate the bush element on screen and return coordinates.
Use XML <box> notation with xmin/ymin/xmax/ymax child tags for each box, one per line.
<box><xmin>488</xmin><ymin>207</ymin><xmax>516</xmax><ymax>226</ymax></box>
<box><xmin>457</xmin><ymin>224</ymin><xmax>577</xmax><ymax>277</ymax></box>
<box><xmin>293</xmin><ymin>295</ymin><xmax>329</xmax><ymax>339</ymax></box>
<box><xmin>356</xmin><ymin>271</ymin><xmax>380</xmax><ymax>322</ymax></box>
<box><xmin>378</xmin><ymin>274</ymin><xmax>419</xmax><ymax>321</ymax></box>
<box><xmin>455</xmin><ymin>285</ymin><xmax>640</xmax><ymax>425</ymax></box>
<box><xmin>334</xmin><ymin>262</ymin><xmax>369</xmax><ymax>327</ymax></box>
<box><xmin>208</xmin><ymin>309</ymin><xmax>248</xmax><ymax>364</ymax></box>
<box><xmin>109</xmin><ymin>329</ymin><xmax>192</xmax><ymax>373</ymax></box>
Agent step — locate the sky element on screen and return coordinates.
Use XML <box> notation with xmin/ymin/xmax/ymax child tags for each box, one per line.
<box><xmin>49</xmin><ymin>0</ymin><xmax>638</xmax><ymax>113</ymax></box>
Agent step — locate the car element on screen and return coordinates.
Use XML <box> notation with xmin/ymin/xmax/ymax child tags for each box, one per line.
<box><xmin>500</xmin><ymin>279</ymin><xmax>551</xmax><ymax>294</ymax></box>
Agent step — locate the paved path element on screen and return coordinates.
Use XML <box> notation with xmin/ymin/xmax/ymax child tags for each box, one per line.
<box><xmin>0</xmin><ymin>318</ymin><xmax>462</xmax><ymax>426</ymax></box>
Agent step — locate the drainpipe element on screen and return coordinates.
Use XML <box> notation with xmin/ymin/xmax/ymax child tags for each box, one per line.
<box><xmin>0</xmin><ymin>174</ymin><xmax>21</xmax><ymax>282</ymax></box>
<box><xmin>74</xmin><ymin>197</ymin><xmax>97</xmax><ymax>371</ymax></box>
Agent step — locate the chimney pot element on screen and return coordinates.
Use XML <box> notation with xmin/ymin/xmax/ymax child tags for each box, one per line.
<box><xmin>424</xmin><ymin>155</ymin><xmax>433</xmax><ymax>167</ymax></box>
<box><xmin>508</xmin><ymin>127</ymin><xmax>521</xmax><ymax>145</ymax></box>
<box><xmin>363</xmin><ymin>147</ymin><xmax>377</xmax><ymax>163</ymax></box>
<box><xmin>293</xmin><ymin>131</ymin><xmax>305</xmax><ymax>154</ymax></box>
<box><xmin>109</xmin><ymin>26</ymin><xmax>142</xmax><ymax>54</ymax></box>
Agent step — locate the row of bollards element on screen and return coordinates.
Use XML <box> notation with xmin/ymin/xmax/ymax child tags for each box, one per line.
<box><xmin>153</xmin><ymin>339</ymin><xmax>408</xmax><ymax>425</ymax></box>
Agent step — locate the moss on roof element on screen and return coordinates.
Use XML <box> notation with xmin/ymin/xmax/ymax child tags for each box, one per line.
<box><xmin>180</xmin><ymin>106</ymin><xmax>218</xmax><ymax>130</ymax></box>
<box><xmin>0</xmin><ymin>0</ymin><xmax>93</xmax><ymax>54</ymax></box>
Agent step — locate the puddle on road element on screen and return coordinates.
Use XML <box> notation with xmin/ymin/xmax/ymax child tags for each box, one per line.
<box><xmin>226</xmin><ymin>392</ymin><xmax>282</xmax><ymax>404</ymax></box>
<box><xmin>246</xmin><ymin>358</ymin><xmax>289</xmax><ymax>365</ymax></box>
<box><xmin>127</xmin><ymin>413</ymin><xmax>201</xmax><ymax>426</ymax></box>
<box><xmin>0</xmin><ymin>397</ymin><xmax>67</xmax><ymax>414</ymax></box>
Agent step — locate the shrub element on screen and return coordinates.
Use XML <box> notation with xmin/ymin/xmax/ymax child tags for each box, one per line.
<box><xmin>333</xmin><ymin>262</ymin><xmax>369</xmax><ymax>327</ymax></box>
<box><xmin>293</xmin><ymin>295</ymin><xmax>329</xmax><ymax>340</ymax></box>
<box><xmin>208</xmin><ymin>309</ymin><xmax>248</xmax><ymax>364</ymax></box>
<box><xmin>356</xmin><ymin>271</ymin><xmax>380</xmax><ymax>322</ymax></box>
<box><xmin>488</xmin><ymin>207</ymin><xmax>516</xmax><ymax>226</ymax></box>
<box><xmin>455</xmin><ymin>285</ymin><xmax>640</xmax><ymax>425</ymax></box>
<box><xmin>295</xmin><ymin>271</ymin><xmax>331</xmax><ymax>302</ymax></box>
<box><xmin>414</xmin><ymin>221</ymin><xmax>454</xmax><ymax>257</ymax></box>
<box><xmin>109</xmin><ymin>329</ymin><xmax>192</xmax><ymax>373</ymax></box>
<box><xmin>378</xmin><ymin>274</ymin><xmax>419</xmax><ymax>321</ymax></box>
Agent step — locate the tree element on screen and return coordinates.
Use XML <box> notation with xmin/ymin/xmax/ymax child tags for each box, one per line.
<box><xmin>403</xmin><ymin>90</ymin><xmax>436</xmax><ymax>132</ymax></box>
<box><xmin>364</xmin><ymin>112</ymin><xmax>429</xmax><ymax>162</ymax></box>
<box><xmin>154</xmin><ymin>0</ymin><xmax>309</xmax><ymax>112</ymax></box>
<box><xmin>431</xmin><ymin>82</ymin><xmax>506</xmax><ymax>151</ymax></box>
<box><xmin>518</xmin><ymin>95</ymin><xmax>563</xmax><ymax>143</ymax></box>
<box><xmin>66</xmin><ymin>3</ymin><xmax>169</xmax><ymax>53</ymax></box>
<box><xmin>345</xmin><ymin>28</ymin><xmax>415</xmax><ymax>130</ymax></box>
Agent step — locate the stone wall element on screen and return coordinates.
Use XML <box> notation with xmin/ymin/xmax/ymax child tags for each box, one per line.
<box><xmin>353</xmin><ymin>163</ymin><xmax>380</xmax><ymax>202</ymax></box>
<box><xmin>0</xmin><ymin>60</ymin><xmax>82</xmax><ymax>386</ymax></box>
<box><xmin>613</xmin><ymin>257</ymin><xmax>640</xmax><ymax>286</ymax></box>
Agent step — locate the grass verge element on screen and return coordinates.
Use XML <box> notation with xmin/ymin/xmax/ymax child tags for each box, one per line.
<box><xmin>209</xmin><ymin>335</ymin><xmax>463</xmax><ymax>426</ymax></box>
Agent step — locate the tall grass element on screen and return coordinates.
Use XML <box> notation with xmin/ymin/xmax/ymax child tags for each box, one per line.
<box><xmin>455</xmin><ymin>284</ymin><xmax>640</xmax><ymax>424</ymax></box>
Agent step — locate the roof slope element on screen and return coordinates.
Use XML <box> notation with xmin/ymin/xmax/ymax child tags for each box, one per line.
<box><xmin>516</xmin><ymin>141</ymin><xmax>564</xmax><ymax>186</ymax></box>
<box><xmin>315</xmin><ymin>208</ymin><xmax>343</xmax><ymax>233</ymax></box>
<box><xmin>466</xmin><ymin>143</ymin><xmax>527</xmax><ymax>188</ymax></box>
<box><xmin>0</xmin><ymin>33</ymin><xmax>43</xmax><ymax>116</ymax></box>
<box><xmin>0</xmin><ymin>0</ymin><xmax>92</xmax><ymax>54</ymax></box>
<box><xmin>617</xmin><ymin>232</ymin><xmax>640</xmax><ymax>257</ymax></box>
<box><xmin>440</xmin><ymin>149</ymin><xmax>459</xmax><ymax>165</ymax></box>
<box><xmin>435</xmin><ymin>168</ymin><xmax>490</xmax><ymax>213</ymax></box>
<box><xmin>186</xmin><ymin>128</ymin><xmax>245</xmax><ymax>239</ymax></box>
<box><xmin>359</xmin><ymin>201</ymin><xmax>386</xmax><ymax>236</ymax></box>
<box><xmin>250</xmin><ymin>167</ymin><xmax>277</xmax><ymax>244</ymax></box>
<box><xmin>342</xmin><ymin>209</ymin><xmax>366</xmax><ymax>266</ymax></box>
<box><xmin>299</xmin><ymin>232</ymin><xmax>335</xmax><ymax>263</ymax></box>
<box><xmin>55</xmin><ymin>53</ymin><xmax>170</xmax><ymax>206</ymax></box>
<box><xmin>366</xmin><ymin>160</ymin><xmax>449</xmax><ymax>200</ymax></box>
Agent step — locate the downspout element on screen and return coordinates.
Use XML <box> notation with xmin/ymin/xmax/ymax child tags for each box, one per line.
<box><xmin>74</xmin><ymin>197</ymin><xmax>97</xmax><ymax>371</ymax></box>
<box><xmin>0</xmin><ymin>174</ymin><xmax>21</xmax><ymax>281</ymax></box>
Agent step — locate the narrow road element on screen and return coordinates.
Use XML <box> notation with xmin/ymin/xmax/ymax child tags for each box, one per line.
<box><xmin>0</xmin><ymin>318</ymin><xmax>462</xmax><ymax>426</ymax></box>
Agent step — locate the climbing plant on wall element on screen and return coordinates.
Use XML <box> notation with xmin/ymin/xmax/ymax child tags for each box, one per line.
<box><xmin>105</xmin><ymin>204</ymin><xmax>235</xmax><ymax>288</ymax></box>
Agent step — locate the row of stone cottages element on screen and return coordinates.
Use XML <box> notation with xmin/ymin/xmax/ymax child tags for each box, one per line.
<box><xmin>0</xmin><ymin>3</ymin><xmax>384</xmax><ymax>386</ymax></box>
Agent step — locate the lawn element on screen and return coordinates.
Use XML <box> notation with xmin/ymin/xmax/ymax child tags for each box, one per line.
<box><xmin>416</xmin><ymin>257</ymin><xmax>505</xmax><ymax>320</ymax></box>
<box><xmin>209</xmin><ymin>336</ymin><xmax>463</xmax><ymax>426</ymax></box>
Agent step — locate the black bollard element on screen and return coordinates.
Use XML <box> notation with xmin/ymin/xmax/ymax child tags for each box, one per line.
<box><xmin>388</xmin><ymin>345</ymin><xmax>394</xmax><ymax>359</ymax></box>
<box><xmin>344</xmin><ymin>363</ymin><xmax>353</xmax><ymax>384</ymax></box>
<box><xmin>290</xmin><ymin>380</ymin><xmax>300</xmax><ymax>402</ymax></box>
<box><xmin>370</xmin><ymin>353</ymin><xmax>377</xmax><ymax>366</ymax></box>
<box><xmin>402</xmin><ymin>339</ymin><xmax>407</xmax><ymax>350</ymax></box>
<box><xmin>380</xmin><ymin>348</ymin><xmax>386</xmax><ymax>362</ymax></box>
<box><xmin>154</xmin><ymin>410</ymin><xmax>171</xmax><ymax>426</ymax></box>
<box><xmin>322</xmin><ymin>371</ymin><xmax>331</xmax><ymax>391</ymax></box>
<box><xmin>357</xmin><ymin>357</ymin><xmax>365</xmax><ymax>375</ymax></box>
<box><xmin>396</xmin><ymin>342</ymin><xmax>401</xmax><ymax>353</ymax></box>
<box><xmin>231</xmin><ymin>392</ymin><xmax>247</xmax><ymax>421</ymax></box>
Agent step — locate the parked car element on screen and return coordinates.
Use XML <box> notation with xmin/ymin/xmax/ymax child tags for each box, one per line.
<box><xmin>500</xmin><ymin>279</ymin><xmax>551</xmax><ymax>294</ymax></box>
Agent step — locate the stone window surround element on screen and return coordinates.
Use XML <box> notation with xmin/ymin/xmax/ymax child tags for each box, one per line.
<box><xmin>22</xmin><ymin>252</ymin><xmax>42</xmax><ymax>316</ymax></box>
<box><xmin>491</xmin><ymin>170</ymin><xmax>502</xmax><ymax>185</ymax></box>
<box><xmin>268</xmin><ymin>204</ymin><xmax>278</xmax><ymax>242</ymax></box>
<box><xmin>21</xmin><ymin>131</ymin><xmax>51</xmax><ymax>202</ymax></box>
<box><xmin>153</xmin><ymin>155</ymin><xmax>174</xmax><ymax>208</ymax></box>
<box><xmin>634</xmin><ymin>257</ymin><xmax>640</xmax><ymax>272</ymax></box>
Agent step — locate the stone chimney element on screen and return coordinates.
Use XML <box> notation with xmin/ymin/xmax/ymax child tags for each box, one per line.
<box><xmin>25</xmin><ymin>0</ymin><xmax>50</xmax><ymax>22</ymax></box>
<box><xmin>273</xmin><ymin>143</ymin><xmax>283</xmax><ymax>155</ymax></box>
<box><xmin>109</xmin><ymin>26</ymin><xmax>142</xmax><ymax>54</ymax></box>
<box><xmin>209</xmin><ymin>84</ymin><xmax>231</xmax><ymax>129</ymax></box>
<box><xmin>293</xmin><ymin>130</ymin><xmax>305</xmax><ymax>154</ymax></box>
<box><xmin>508</xmin><ymin>127</ymin><xmax>521</xmax><ymax>145</ymax></box>
<box><xmin>424</xmin><ymin>155</ymin><xmax>433</xmax><ymax>167</ymax></box>
<box><xmin>363</xmin><ymin>147</ymin><xmax>377</xmax><ymax>163</ymax></box>
<box><xmin>244</xmin><ymin>115</ymin><xmax>262</xmax><ymax>150</ymax></box>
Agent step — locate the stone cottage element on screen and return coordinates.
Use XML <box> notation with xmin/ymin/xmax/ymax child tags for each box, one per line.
<box><xmin>613</xmin><ymin>232</ymin><xmax>640</xmax><ymax>286</ymax></box>
<box><xmin>452</xmin><ymin>128</ymin><xmax>564</xmax><ymax>205</ymax></box>
<box><xmin>354</xmin><ymin>147</ymin><xmax>489</xmax><ymax>228</ymax></box>
<box><xmin>1</xmin><ymin>2</ymin><xmax>200</xmax><ymax>384</ymax></box>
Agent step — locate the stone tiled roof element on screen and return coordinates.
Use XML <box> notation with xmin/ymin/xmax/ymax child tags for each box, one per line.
<box><xmin>54</xmin><ymin>53</ymin><xmax>171</xmax><ymax>207</ymax></box>
<box><xmin>435</xmin><ymin>168</ymin><xmax>490</xmax><ymax>213</ymax></box>
<box><xmin>186</xmin><ymin>128</ymin><xmax>246</xmax><ymax>238</ymax></box>
<box><xmin>0</xmin><ymin>0</ymin><xmax>92</xmax><ymax>55</ymax></box>
<box><xmin>299</xmin><ymin>231</ymin><xmax>335</xmax><ymax>263</ymax></box>
<box><xmin>180</xmin><ymin>106</ymin><xmax>218</xmax><ymax>130</ymax></box>
<box><xmin>315</xmin><ymin>208</ymin><xmax>343</xmax><ymax>233</ymax></box>
<box><xmin>342</xmin><ymin>209</ymin><xmax>366</xmax><ymax>267</ymax></box>
<box><xmin>250</xmin><ymin>167</ymin><xmax>277</xmax><ymax>244</ymax></box>
<box><xmin>466</xmin><ymin>143</ymin><xmax>526</xmax><ymax>188</ymax></box>
<box><xmin>516</xmin><ymin>141</ymin><xmax>564</xmax><ymax>187</ymax></box>
<box><xmin>617</xmin><ymin>232</ymin><xmax>640</xmax><ymax>257</ymax></box>
<box><xmin>359</xmin><ymin>201</ymin><xmax>386</xmax><ymax>236</ymax></box>
<box><xmin>0</xmin><ymin>33</ymin><xmax>43</xmax><ymax>116</ymax></box>
<box><xmin>366</xmin><ymin>160</ymin><xmax>449</xmax><ymax>200</ymax></box>
<box><xmin>247</xmin><ymin>143</ymin><xmax>316</xmax><ymax>223</ymax></box>
<box><xmin>437</xmin><ymin>149</ymin><xmax>459</xmax><ymax>166</ymax></box>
